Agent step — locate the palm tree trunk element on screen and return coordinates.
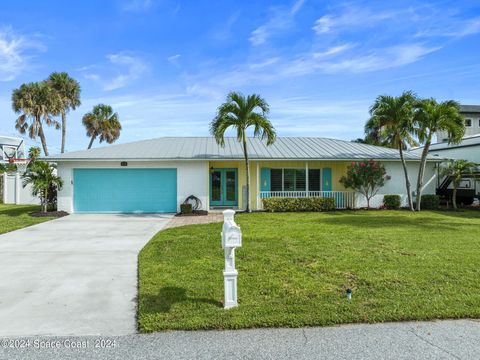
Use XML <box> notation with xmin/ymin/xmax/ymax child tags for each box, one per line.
<box><xmin>88</xmin><ymin>135</ymin><xmax>96</xmax><ymax>149</ymax></box>
<box><xmin>61</xmin><ymin>111</ymin><xmax>67</xmax><ymax>153</ymax></box>
<box><xmin>399</xmin><ymin>144</ymin><xmax>414</xmax><ymax>211</ymax></box>
<box><xmin>38</xmin><ymin>121</ymin><xmax>49</xmax><ymax>157</ymax></box>
<box><xmin>415</xmin><ymin>134</ymin><xmax>432</xmax><ymax>211</ymax></box>
<box><xmin>43</xmin><ymin>187</ymin><xmax>48</xmax><ymax>213</ymax></box>
<box><xmin>242</xmin><ymin>132</ymin><xmax>251</xmax><ymax>213</ymax></box>
<box><xmin>452</xmin><ymin>187</ymin><xmax>457</xmax><ymax>210</ymax></box>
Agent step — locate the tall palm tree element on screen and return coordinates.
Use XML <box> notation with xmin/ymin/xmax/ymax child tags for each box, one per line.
<box><xmin>366</xmin><ymin>91</ymin><xmax>418</xmax><ymax>211</ymax></box>
<box><xmin>12</xmin><ymin>82</ymin><xmax>62</xmax><ymax>156</ymax></box>
<box><xmin>440</xmin><ymin>159</ymin><xmax>477</xmax><ymax>210</ymax></box>
<box><xmin>47</xmin><ymin>72</ymin><xmax>81</xmax><ymax>153</ymax></box>
<box><xmin>413</xmin><ymin>99</ymin><xmax>465</xmax><ymax>211</ymax></box>
<box><xmin>210</xmin><ymin>92</ymin><xmax>276</xmax><ymax>212</ymax></box>
<box><xmin>82</xmin><ymin>104</ymin><xmax>121</xmax><ymax>149</ymax></box>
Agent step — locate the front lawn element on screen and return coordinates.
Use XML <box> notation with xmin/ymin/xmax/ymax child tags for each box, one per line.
<box><xmin>138</xmin><ymin>210</ymin><xmax>480</xmax><ymax>332</ymax></box>
<box><xmin>0</xmin><ymin>204</ymin><xmax>55</xmax><ymax>234</ymax></box>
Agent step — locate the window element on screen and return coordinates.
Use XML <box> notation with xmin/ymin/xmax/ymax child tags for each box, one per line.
<box><xmin>465</xmin><ymin>118</ymin><xmax>472</xmax><ymax>127</ymax></box>
<box><xmin>270</xmin><ymin>168</ymin><xmax>318</xmax><ymax>191</ymax></box>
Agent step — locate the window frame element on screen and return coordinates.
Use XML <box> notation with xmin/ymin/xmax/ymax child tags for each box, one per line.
<box><xmin>269</xmin><ymin>167</ymin><xmax>322</xmax><ymax>192</ymax></box>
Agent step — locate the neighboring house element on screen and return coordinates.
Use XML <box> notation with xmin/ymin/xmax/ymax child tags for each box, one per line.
<box><xmin>46</xmin><ymin>137</ymin><xmax>440</xmax><ymax>213</ymax></box>
<box><xmin>412</xmin><ymin>135</ymin><xmax>480</xmax><ymax>203</ymax></box>
<box><xmin>1</xmin><ymin>135</ymin><xmax>38</xmax><ymax>205</ymax></box>
<box><xmin>436</xmin><ymin>105</ymin><xmax>480</xmax><ymax>142</ymax></box>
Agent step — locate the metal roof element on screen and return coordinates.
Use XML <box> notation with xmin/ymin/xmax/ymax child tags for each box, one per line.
<box><xmin>460</xmin><ymin>105</ymin><xmax>480</xmax><ymax>113</ymax></box>
<box><xmin>46</xmin><ymin>137</ymin><xmax>434</xmax><ymax>161</ymax></box>
<box><xmin>412</xmin><ymin>134</ymin><xmax>480</xmax><ymax>154</ymax></box>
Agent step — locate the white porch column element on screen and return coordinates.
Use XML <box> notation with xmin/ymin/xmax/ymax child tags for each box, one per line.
<box><xmin>256</xmin><ymin>162</ymin><xmax>260</xmax><ymax>210</ymax></box>
<box><xmin>305</xmin><ymin>162</ymin><xmax>309</xmax><ymax>196</ymax></box>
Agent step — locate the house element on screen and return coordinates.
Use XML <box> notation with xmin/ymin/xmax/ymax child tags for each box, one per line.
<box><xmin>46</xmin><ymin>137</ymin><xmax>440</xmax><ymax>213</ymax></box>
<box><xmin>1</xmin><ymin>135</ymin><xmax>38</xmax><ymax>205</ymax></box>
<box><xmin>436</xmin><ymin>105</ymin><xmax>480</xmax><ymax>142</ymax></box>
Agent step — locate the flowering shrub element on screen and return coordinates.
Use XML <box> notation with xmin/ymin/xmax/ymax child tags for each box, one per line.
<box><xmin>340</xmin><ymin>160</ymin><xmax>388</xmax><ymax>209</ymax></box>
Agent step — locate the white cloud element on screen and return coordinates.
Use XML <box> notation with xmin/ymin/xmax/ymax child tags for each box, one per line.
<box><xmin>167</xmin><ymin>54</ymin><xmax>181</xmax><ymax>66</ymax></box>
<box><xmin>249</xmin><ymin>0</ymin><xmax>305</xmax><ymax>46</ymax></box>
<box><xmin>82</xmin><ymin>53</ymin><xmax>148</xmax><ymax>91</ymax></box>
<box><xmin>415</xmin><ymin>16</ymin><xmax>480</xmax><ymax>38</ymax></box>
<box><xmin>0</xmin><ymin>27</ymin><xmax>45</xmax><ymax>81</ymax></box>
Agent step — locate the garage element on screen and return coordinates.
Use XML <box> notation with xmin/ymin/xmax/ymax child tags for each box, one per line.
<box><xmin>73</xmin><ymin>168</ymin><xmax>177</xmax><ymax>213</ymax></box>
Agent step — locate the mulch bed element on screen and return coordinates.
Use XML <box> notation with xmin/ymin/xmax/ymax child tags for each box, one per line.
<box><xmin>30</xmin><ymin>211</ymin><xmax>69</xmax><ymax>218</ymax></box>
<box><xmin>175</xmin><ymin>210</ymin><xmax>209</xmax><ymax>217</ymax></box>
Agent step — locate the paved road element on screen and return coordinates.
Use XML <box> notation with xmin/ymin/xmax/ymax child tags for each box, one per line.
<box><xmin>0</xmin><ymin>214</ymin><xmax>172</xmax><ymax>337</ymax></box>
<box><xmin>0</xmin><ymin>319</ymin><xmax>479</xmax><ymax>359</ymax></box>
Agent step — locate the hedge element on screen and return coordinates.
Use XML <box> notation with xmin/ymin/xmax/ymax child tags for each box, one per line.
<box><xmin>262</xmin><ymin>197</ymin><xmax>336</xmax><ymax>212</ymax></box>
<box><xmin>383</xmin><ymin>195</ymin><xmax>401</xmax><ymax>210</ymax></box>
<box><xmin>420</xmin><ymin>195</ymin><xmax>440</xmax><ymax>210</ymax></box>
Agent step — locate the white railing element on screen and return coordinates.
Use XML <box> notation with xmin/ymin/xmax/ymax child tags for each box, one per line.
<box><xmin>259</xmin><ymin>191</ymin><xmax>356</xmax><ymax>209</ymax></box>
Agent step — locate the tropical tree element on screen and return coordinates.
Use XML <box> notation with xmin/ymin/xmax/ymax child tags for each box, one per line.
<box><xmin>366</xmin><ymin>91</ymin><xmax>418</xmax><ymax>211</ymax></box>
<box><xmin>82</xmin><ymin>104</ymin><xmax>121</xmax><ymax>149</ymax></box>
<box><xmin>22</xmin><ymin>160</ymin><xmax>63</xmax><ymax>212</ymax></box>
<box><xmin>210</xmin><ymin>92</ymin><xmax>276</xmax><ymax>212</ymax></box>
<box><xmin>340</xmin><ymin>160</ymin><xmax>388</xmax><ymax>209</ymax></box>
<box><xmin>47</xmin><ymin>72</ymin><xmax>81</xmax><ymax>153</ymax></box>
<box><xmin>12</xmin><ymin>82</ymin><xmax>62</xmax><ymax>156</ymax></box>
<box><xmin>413</xmin><ymin>99</ymin><xmax>465</xmax><ymax>210</ymax></box>
<box><xmin>440</xmin><ymin>159</ymin><xmax>477</xmax><ymax>210</ymax></box>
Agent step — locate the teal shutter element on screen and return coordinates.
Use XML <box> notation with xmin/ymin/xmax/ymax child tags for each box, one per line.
<box><xmin>260</xmin><ymin>168</ymin><xmax>271</xmax><ymax>191</ymax></box>
<box><xmin>322</xmin><ymin>167</ymin><xmax>332</xmax><ymax>191</ymax></box>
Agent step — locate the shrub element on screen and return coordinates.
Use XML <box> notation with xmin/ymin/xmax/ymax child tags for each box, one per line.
<box><xmin>262</xmin><ymin>197</ymin><xmax>336</xmax><ymax>212</ymax></box>
<box><xmin>383</xmin><ymin>195</ymin><xmax>401</xmax><ymax>209</ymax></box>
<box><xmin>420</xmin><ymin>195</ymin><xmax>440</xmax><ymax>210</ymax></box>
<box><xmin>180</xmin><ymin>203</ymin><xmax>193</xmax><ymax>214</ymax></box>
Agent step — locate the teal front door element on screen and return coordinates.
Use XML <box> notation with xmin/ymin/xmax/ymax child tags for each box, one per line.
<box><xmin>210</xmin><ymin>168</ymin><xmax>238</xmax><ymax>206</ymax></box>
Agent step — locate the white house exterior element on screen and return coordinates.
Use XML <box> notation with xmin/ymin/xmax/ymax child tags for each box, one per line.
<box><xmin>1</xmin><ymin>135</ymin><xmax>38</xmax><ymax>205</ymax></box>
<box><xmin>436</xmin><ymin>105</ymin><xmax>480</xmax><ymax>142</ymax></box>
<box><xmin>46</xmin><ymin>137</ymin><xmax>440</xmax><ymax>213</ymax></box>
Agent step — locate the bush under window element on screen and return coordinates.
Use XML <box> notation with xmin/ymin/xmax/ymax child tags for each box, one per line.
<box><xmin>262</xmin><ymin>197</ymin><xmax>335</xmax><ymax>212</ymax></box>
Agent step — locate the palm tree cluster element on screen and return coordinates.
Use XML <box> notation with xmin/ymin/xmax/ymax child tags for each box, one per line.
<box><xmin>12</xmin><ymin>72</ymin><xmax>81</xmax><ymax>156</ymax></box>
<box><xmin>365</xmin><ymin>91</ymin><xmax>466</xmax><ymax>211</ymax></box>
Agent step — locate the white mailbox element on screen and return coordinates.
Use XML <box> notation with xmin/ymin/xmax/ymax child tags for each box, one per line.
<box><xmin>221</xmin><ymin>209</ymin><xmax>242</xmax><ymax>309</ymax></box>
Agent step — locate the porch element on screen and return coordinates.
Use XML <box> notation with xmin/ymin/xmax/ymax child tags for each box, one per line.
<box><xmin>258</xmin><ymin>191</ymin><xmax>356</xmax><ymax>209</ymax></box>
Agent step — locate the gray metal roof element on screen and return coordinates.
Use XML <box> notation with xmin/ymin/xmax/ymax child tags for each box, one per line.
<box><xmin>412</xmin><ymin>134</ymin><xmax>480</xmax><ymax>154</ymax></box>
<box><xmin>46</xmin><ymin>137</ymin><xmax>434</xmax><ymax>161</ymax></box>
<box><xmin>460</xmin><ymin>105</ymin><xmax>480</xmax><ymax>113</ymax></box>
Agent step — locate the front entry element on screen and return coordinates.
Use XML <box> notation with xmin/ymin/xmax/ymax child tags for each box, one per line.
<box><xmin>210</xmin><ymin>168</ymin><xmax>238</xmax><ymax>207</ymax></box>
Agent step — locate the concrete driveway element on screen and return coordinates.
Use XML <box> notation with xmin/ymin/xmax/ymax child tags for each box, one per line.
<box><xmin>0</xmin><ymin>214</ymin><xmax>172</xmax><ymax>337</ymax></box>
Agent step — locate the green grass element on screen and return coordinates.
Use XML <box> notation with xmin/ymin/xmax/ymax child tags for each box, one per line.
<box><xmin>138</xmin><ymin>210</ymin><xmax>480</xmax><ymax>332</ymax></box>
<box><xmin>0</xmin><ymin>204</ymin><xmax>55</xmax><ymax>234</ymax></box>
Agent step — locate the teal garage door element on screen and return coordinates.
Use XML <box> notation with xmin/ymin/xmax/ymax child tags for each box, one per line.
<box><xmin>73</xmin><ymin>168</ymin><xmax>177</xmax><ymax>213</ymax></box>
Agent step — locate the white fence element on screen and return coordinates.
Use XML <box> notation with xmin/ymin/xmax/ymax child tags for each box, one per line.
<box><xmin>258</xmin><ymin>191</ymin><xmax>356</xmax><ymax>209</ymax></box>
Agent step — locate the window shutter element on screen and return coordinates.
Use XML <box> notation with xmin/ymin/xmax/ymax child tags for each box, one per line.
<box><xmin>260</xmin><ymin>168</ymin><xmax>271</xmax><ymax>191</ymax></box>
<box><xmin>322</xmin><ymin>167</ymin><xmax>332</xmax><ymax>191</ymax></box>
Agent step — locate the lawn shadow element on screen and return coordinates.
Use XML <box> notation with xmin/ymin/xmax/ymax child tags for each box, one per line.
<box><xmin>142</xmin><ymin>286</ymin><xmax>223</xmax><ymax>313</ymax></box>
<box><xmin>0</xmin><ymin>205</ymin><xmax>39</xmax><ymax>217</ymax></box>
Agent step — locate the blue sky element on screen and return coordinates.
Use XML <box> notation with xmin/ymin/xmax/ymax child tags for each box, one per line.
<box><xmin>0</xmin><ymin>0</ymin><xmax>479</xmax><ymax>153</ymax></box>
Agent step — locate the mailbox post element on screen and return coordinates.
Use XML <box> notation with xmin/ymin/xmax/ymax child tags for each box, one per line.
<box><xmin>221</xmin><ymin>209</ymin><xmax>242</xmax><ymax>309</ymax></box>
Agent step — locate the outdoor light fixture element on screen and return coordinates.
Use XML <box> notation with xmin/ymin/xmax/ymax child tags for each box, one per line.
<box><xmin>346</xmin><ymin>288</ymin><xmax>352</xmax><ymax>300</ymax></box>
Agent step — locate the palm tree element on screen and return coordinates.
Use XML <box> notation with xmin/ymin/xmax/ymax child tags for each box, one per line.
<box><xmin>47</xmin><ymin>72</ymin><xmax>81</xmax><ymax>153</ymax></box>
<box><xmin>440</xmin><ymin>159</ymin><xmax>477</xmax><ymax>210</ymax></box>
<box><xmin>413</xmin><ymin>99</ymin><xmax>465</xmax><ymax>211</ymax></box>
<box><xmin>210</xmin><ymin>92</ymin><xmax>276</xmax><ymax>212</ymax></box>
<box><xmin>12</xmin><ymin>82</ymin><xmax>62</xmax><ymax>156</ymax></box>
<box><xmin>22</xmin><ymin>160</ymin><xmax>63</xmax><ymax>212</ymax></box>
<box><xmin>82</xmin><ymin>104</ymin><xmax>122</xmax><ymax>149</ymax></box>
<box><xmin>366</xmin><ymin>91</ymin><xmax>418</xmax><ymax>211</ymax></box>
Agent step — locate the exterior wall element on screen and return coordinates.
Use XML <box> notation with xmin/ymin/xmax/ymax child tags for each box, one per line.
<box><xmin>2</xmin><ymin>172</ymin><xmax>39</xmax><ymax>205</ymax></box>
<box><xmin>429</xmin><ymin>145</ymin><xmax>480</xmax><ymax>164</ymax></box>
<box><xmin>437</xmin><ymin>112</ymin><xmax>480</xmax><ymax>141</ymax></box>
<box><xmin>354</xmin><ymin>161</ymin><xmax>438</xmax><ymax>208</ymax></box>
<box><xmin>56</xmin><ymin>161</ymin><xmax>209</xmax><ymax>213</ymax></box>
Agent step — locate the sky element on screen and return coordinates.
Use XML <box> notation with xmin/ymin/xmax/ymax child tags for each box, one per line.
<box><xmin>0</xmin><ymin>0</ymin><xmax>479</xmax><ymax>154</ymax></box>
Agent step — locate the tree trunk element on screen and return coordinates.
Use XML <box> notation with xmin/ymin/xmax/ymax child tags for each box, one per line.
<box><xmin>415</xmin><ymin>133</ymin><xmax>432</xmax><ymax>211</ymax></box>
<box><xmin>242</xmin><ymin>132</ymin><xmax>251</xmax><ymax>213</ymax></box>
<box><xmin>88</xmin><ymin>135</ymin><xmax>96</xmax><ymax>149</ymax></box>
<box><xmin>38</xmin><ymin>121</ymin><xmax>49</xmax><ymax>157</ymax></box>
<box><xmin>452</xmin><ymin>187</ymin><xmax>457</xmax><ymax>210</ymax></box>
<box><xmin>43</xmin><ymin>188</ymin><xmax>48</xmax><ymax>213</ymax></box>
<box><xmin>61</xmin><ymin>111</ymin><xmax>67</xmax><ymax>153</ymax></box>
<box><xmin>399</xmin><ymin>144</ymin><xmax>414</xmax><ymax>211</ymax></box>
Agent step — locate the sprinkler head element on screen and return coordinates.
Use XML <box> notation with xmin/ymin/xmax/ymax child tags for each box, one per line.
<box><xmin>346</xmin><ymin>288</ymin><xmax>352</xmax><ymax>300</ymax></box>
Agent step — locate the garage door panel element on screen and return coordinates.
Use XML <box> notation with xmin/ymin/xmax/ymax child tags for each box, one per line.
<box><xmin>74</xmin><ymin>169</ymin><xmax>177</xmax><ymax>213</ymax></box>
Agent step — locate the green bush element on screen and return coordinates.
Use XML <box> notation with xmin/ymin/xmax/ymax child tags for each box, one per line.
<box><xmin>420</xmin><ymin>195</ymin><xmax>440</xmax><ymax>210</ymax></box>
<box><xmin>262</xmin><ymin>197</ymin><xmax>336</xmax><ymax>212</ymax></box>
<box><xmin>180</xmin><ymin>203</ymin><xmax>192</xmax><ymax>214</ymax></box>
<box><xmin>383</xmin><ymin>195</ymin><xmax>401</xmax><ymax>209</ymax></box>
